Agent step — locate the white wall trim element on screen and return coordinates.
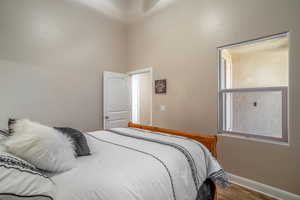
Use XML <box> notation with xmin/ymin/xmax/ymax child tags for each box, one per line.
<box><xmin>228</xmin><ymin>173</ymin><xmax>300</xmax><ymax>200</ymax></box>
<box><xmin>127</xmin><ymin>67</ymin><xmax>153</xmax><ymax>75</ymax></box>
<box><xmin>219</xmin><ymin>134</ymin><xmax>290</xmax><ymax>146</ymax></box>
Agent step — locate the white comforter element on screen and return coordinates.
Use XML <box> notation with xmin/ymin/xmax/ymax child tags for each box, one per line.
<box><xmin>50</xmin><ymin>128</ymin><xmax>225</xmax><ymax>200</ymax></box>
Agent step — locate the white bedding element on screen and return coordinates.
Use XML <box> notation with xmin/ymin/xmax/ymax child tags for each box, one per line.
<box><xmin>50</xmin><ymin>128</ymin><xmax>226</xmax><ymax>200</ymax></box>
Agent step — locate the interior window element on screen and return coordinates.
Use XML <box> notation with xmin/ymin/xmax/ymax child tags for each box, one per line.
<box><xmin>218</xmin><ymin>33</ymin><xmax>289</xmax><ymax>142</ymax></box>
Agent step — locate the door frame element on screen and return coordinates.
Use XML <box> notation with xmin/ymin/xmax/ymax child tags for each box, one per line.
<box><xmin>128</xmin><ymin>67</ymin><xmax>153</xmax><ymax>126</ymax></box>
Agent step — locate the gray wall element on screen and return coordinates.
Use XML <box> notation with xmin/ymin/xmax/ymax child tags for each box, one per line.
<box><xmin>1</xmin><ymin>0</ymin><xmax>300</xmax><ymax>195</ymax></box>
<box><xmin>127</xmin><ymin>0</ymin><xmax>300</xmax><ymax>194</ymax></box>
<box><xmin>0</xmin><ymin>0</ymin><xmax>127</xmax><ymax>131</ymax></box>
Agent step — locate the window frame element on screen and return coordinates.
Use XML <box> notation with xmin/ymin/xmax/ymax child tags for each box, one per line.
<box><xmin>217</xmin><ymin>32</ymin><xmax>289</xmax><ymax>143</ymax></box>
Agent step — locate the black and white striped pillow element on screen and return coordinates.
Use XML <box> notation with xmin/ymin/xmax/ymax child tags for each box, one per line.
<box><xmin>8</xmin><ymin>118</ymin><xmax>17</xmax><ymax>135</ymax></box>
<box><xmin>0</xmin><ymin>129</ymin><xmax>9</xmax><ymax>137</ymax></box>
<box><xmin>0</xmin><ymin>118</ymin><xmax>17</xmax><ymax>137</ymax></box>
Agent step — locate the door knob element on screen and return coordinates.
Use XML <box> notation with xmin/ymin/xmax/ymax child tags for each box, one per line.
<box><xmin>105</xmin><ymin>116</ymin><xmax>109</xmax><ymax>119</ymax></box>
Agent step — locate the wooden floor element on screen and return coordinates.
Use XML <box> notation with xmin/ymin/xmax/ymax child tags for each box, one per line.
<box><xmin>218</xmin><ymin>184</ymin><xmax>277</xmax><ymax>200</ymax></box>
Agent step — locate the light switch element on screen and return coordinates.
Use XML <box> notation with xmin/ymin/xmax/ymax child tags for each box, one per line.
<box><xmin>160</xmin><ymin>105</ymin><xmax>166</xmax><ymax>111</ymax></box>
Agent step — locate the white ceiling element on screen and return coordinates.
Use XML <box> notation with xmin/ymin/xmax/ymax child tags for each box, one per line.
<box><xmin>73</xmin><ymin>0</ymin><xmax>177</xmax><ymax>23</ymax></box>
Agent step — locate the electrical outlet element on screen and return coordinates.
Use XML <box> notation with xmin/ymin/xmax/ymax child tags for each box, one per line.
<box><xmin>160</xmin><ymin>105</ymin><xmax>166</xmax><ymax>111</ymax></box>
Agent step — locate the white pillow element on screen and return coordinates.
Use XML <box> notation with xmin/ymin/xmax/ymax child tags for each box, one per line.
<box><xmin>4</xmin><ymin>119</ymin><xmax>76</xmax><ymax>172</ymax></box>
<box><xmin>0</xmin><ymin>152</ymin><xmax>54</xmax><ymax>199</ymax></box>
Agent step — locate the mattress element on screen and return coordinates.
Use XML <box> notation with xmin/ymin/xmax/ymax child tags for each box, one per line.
<box><xmin>49</xmin><ymin>128</ymin><xmax>227</xmax><ymax>200</ymax></box>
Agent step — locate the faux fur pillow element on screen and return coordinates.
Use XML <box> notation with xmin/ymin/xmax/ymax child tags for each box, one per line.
<box><xmin>4</xmin><ymin>119</ymin><xmax>76</xmax><ymax>172</ymax></box>
<box><xmin>54</xmin><ymin>127</ymin><xmax>91</xmax><ymax>157</ymax></box>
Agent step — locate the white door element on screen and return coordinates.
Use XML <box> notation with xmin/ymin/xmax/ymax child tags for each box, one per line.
<box><xmin>103</xmin><ymin>71</ymin><xmax>130</xmax><ymax>129</ymax></box>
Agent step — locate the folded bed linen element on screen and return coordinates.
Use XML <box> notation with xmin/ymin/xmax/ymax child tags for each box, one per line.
<box><xmin>0</xmin><ymin>152</ymin><xmax>54</xmax><ymax>200</ymax></box>
<box><xmin>50</xmin><ymin>128</ymin><xmax>228</xmax><ymax>200</ymax></box>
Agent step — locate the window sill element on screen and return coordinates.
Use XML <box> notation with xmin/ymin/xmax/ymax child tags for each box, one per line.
<box><xmin>218</xmin><ymin>133</ymin><xmax>289</xmax><ymax>146</ymax></box>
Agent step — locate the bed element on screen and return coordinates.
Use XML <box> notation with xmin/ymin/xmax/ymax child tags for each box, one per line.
<box><xmin>49</xmin><ymin>123</ymin><xmax>225</xmax><ymax>200</ymax></box>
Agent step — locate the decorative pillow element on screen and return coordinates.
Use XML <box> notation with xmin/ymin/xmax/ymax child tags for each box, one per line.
<box><xmin>4</xmin><ymin>119</ymin><xmax>76</xmax><ymax>172</ymax></box>
<box><xmin>0</xmin><ymin>129</ymin><xmax>9</xmax><ymax>137</ymax></box>
<box><xmin>8</xmin><ymin>118</ymin><xmax>17</xmax><ymax>134</ymax></box>
<box><xmin>54</xmin><ymin>127</ymin><xmax>91</xmax><ymax>157</ymax></box>
<box><xmin>0</xmin><ymin>152</ymin><xmax>54</xmax><ymax>200</ymax></box>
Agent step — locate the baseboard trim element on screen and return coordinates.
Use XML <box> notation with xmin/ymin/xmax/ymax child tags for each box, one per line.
<box><xmin>227</xmin><ymin>173</ymin><xmax>300</xmax><ymax>200</ymax></box>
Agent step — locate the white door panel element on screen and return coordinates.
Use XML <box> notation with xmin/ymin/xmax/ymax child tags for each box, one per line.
<box><xmin>107</xmin><ymin>112</ymin><xmax>130</xmax><ymax>121</ymax></box>
<box><xmin>103</xmin><ymin>71</ymin><xmax>130</xmax><ymax>129</ymax></box>
<box><xmin>106</xmin><ymin>119</ymin><xmax>129</xmax><ymax>129</ymax></box>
